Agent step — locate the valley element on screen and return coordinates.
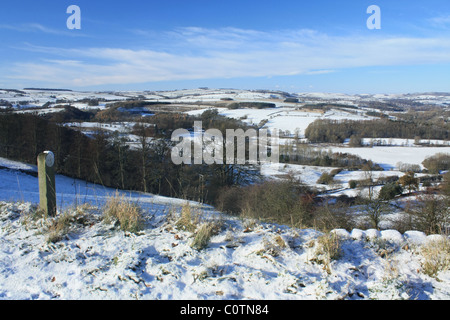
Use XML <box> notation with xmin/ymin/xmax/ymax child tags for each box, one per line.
<box><xmin>0</xmin><ymin>87</ymin><xmax>449</xmax><ymax>300</ymax></box>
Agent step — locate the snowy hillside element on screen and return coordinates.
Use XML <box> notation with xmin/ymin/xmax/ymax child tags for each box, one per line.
<box><xmin>0</xmin><ymin>157</ymin><xmax>199</xmax><ymax>212</ymax></box>
<box><xmin>0</xmin><ymin>158</ymin><xmax>449</xmax><ymax>300</ymax></box>
<box><xmin>1</xmin><ymin>200</ymin><xmax>449</xmax><ymax>300</ymax></box>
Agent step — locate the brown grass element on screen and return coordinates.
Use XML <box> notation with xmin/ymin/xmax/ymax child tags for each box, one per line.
<box><xmin>103</xmin><ymin>191</ymin><xmax>144</xmax><ymax>233</ymax></box>
<box><xmin>420</xmin><ymin>238</ymin><xmax>450</xmax><ymax>278</ymax></box>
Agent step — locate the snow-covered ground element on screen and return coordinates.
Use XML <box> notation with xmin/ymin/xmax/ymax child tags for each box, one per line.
<box><xmin>330</xmin><ymin>146</ymin><xmax>450</xmax><ymax>170</ymax></box>
<box><xmin>261</xmin><ymin>163</ymin><xmax>410</xmax><ymax>188</ymax></box>
<box><xmin>260</xmin><ymin>162</ymin><xmax>432</xmax><ymax>201</ymax></box>
<box><xmin>0</xmin><ymin>89</ymin><xmax>128</xmax><ymax>108</ymax></box>
<box><xmin>1</xmin><ymin>198</ymin><xmax>449</xmax><ymax>300</ymax></box>
<box><xmin>1</xmin><ymin>158</ymin><xmax>449</xmax><ymax>300</ymax></box>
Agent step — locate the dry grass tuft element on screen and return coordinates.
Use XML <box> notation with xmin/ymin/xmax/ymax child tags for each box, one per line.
<box><xmin>420</xmin><ymin>238</ymin><xmax>450</xmax><ymax>278</ymax></box>
<box><xmin>191</xmin><ymin>221</ymin><xmax>222</xmax><ymax>251</ymax></box>
<box><xmin>175</xmin><ymin>202</ymin><xmax>199</xmax><ymax>232</ymax></box>
<box><xmin>103</xmin><ymin>192</ymin><xmax>144</xmax><ymax>233</ymax></box>
<box><xmin>47</xmin><ymin>213</ymin><xmax>73</xmax><ymax>243</ymax></box>
<box><xmin>311</xmin><ymin>232</ymin><xmax>342</xmax><ymax>274</ymax></box>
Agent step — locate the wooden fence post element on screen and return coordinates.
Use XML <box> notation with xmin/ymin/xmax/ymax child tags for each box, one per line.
<box><xmin>37</xmin><ymin>151</ymin><xmax>56</xmax><ymax>216</ymax></box>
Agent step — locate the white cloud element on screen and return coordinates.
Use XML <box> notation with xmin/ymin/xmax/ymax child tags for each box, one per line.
<box><xmin>0</xmin><ymin>23</ymin><xmax>88</xmax><ymax>37</ymax></box>
<box><xmin>5</xmin><ymin>27</ymin><xmax>450</xmax><ymax>88</ymax></box>
<box><xmin>429</xmin><ymin>15</ymin><xmax>450</xmax><ymax>29</ymax></box>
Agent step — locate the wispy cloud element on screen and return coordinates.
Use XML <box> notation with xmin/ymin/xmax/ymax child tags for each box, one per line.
<box><xmin>0</xmin><ymin>23</ymin><xmax>88</xmax><ymax>37</ymax></box>
<box><xmin>4</xmin><ymin>27</ymin><xmax>450</xmax><ymax>88</ymax></box>
<box><xmin>428</xmin><ymin>15</ymin><xmax>450</xmax><ymax>29</ymax></box>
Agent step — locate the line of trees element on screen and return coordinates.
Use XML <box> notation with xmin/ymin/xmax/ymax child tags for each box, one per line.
<box><xmin>305</xmin><ymin>119</ymin><xmax>449</xmax><ymax>143</ymax></box>
<box><xmin>0</xmin><ymin>112</ymin><xmax>259</xmax><ymax>205</ymax></box>
<box><xmin>280</xmin><ymin>143</ymin><xmax>383</xmax><ymax>170</ymax></box>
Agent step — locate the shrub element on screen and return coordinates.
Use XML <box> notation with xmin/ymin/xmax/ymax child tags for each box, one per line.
<box><xmin>379</xmin><ymin>182</ymin><xmax>403</xmax><ymax>200</ymax></box>
<box><xmin>103</xmin><ymin>192</ymin><xmax>144</xmax><ymax>233</ymax></box>
<box><xmin>358</xmin><ymin>196</ymin><xmax>389</xmax><ymax>230</ymax></box>
<box><xmin>317</xmin><ymin>172</ymin><xmax>334</xmax><ymax>185</ymax></box>
<box><xmin>215</xmin><ymin>186</ymin><xmax>243</xmax><ymax>215</ymax></box>
<box><xmin>239</xmin><ymin>179</ymin><xmax>315</xmax><ymax>228</ymax></box>
<box><xmin>348</xmin><ymin>180</ymin><xmax>358</xmax><ymax>189</ymax></box>
<box><xmin>397</xmin><ymin>162</ymin><xmax>422</xmax><ymax>173</ymax></box>
<box><xmin>348</xmin><ymin>135</ymin><xmax>362</xmax><ymax>147</ymax></box>
<box><xmin>399</xmin><ymin>171</ymin><xmax>419</xmax><ymax>194</ymax></box>
<box><xmin>330</xmin><ymin>168</ymin><xmax>343</xmax><ymax>176</ymax></box>
<box><xmin>314</xmin><ymin>201</ymin><xmax>355</xmax><ymax>232</ymax></box>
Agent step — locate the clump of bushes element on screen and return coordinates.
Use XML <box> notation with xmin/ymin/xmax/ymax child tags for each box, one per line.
<box><xmin>349</xmin><ymin>180</ymin><xmax>358</xmax><ymax>189</ymax></box>
<box><xmin>422</xmin><ymin>153</ymin><xmax>450</xmax><ymax>174</ymax></box>
<box><xmin>317</xmin><ymin>172</ymin><xmax>334</xmax><ymax>185</ymax></box>
<box><xmin>405</xmin><ymin>193</ymin><xmax>449</xmax><ymax>235</ymax></box>
<box><xmin>216</xmin><ymin>178</ymin><xmax>315</xmax><ymax>228</ymax></box>
<box><xmin>397</xmin><ymin>162</ymin><xmax>422</xmax><ymax>173</ymax></box>
<box><xmin>317</xmin><ymin>169</ymin><xmax>342</xmax><ymax>185</ymax></box>
<box><xmin>399</xmin><ymin>171</ymin><xmax>419</xmax><ymax>194</ymax></box>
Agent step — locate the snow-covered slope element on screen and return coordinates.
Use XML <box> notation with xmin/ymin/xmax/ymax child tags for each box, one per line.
<box><xmin>0</xmin><ymin>200</ymin><xmax>449</xmax><ymax>300</ymax></box>
<box><xmin>0</xmin><ymin>157</ymin><xmax>199</xmax><ymax>212</ymax></box>
<box><xmin>0</xmin><ymin>158</ymin><xmax>449</xmax><ymax>300</ymax></box>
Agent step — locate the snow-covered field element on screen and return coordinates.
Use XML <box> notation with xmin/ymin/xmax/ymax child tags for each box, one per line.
<box><xmin>360</xmin><ymin>138</ymin><xmax>450</xmax><ymax>147</ymax></box>
<box><xmin>187</xmin><ymin>106</ymin><xmax>372</xmax><ymax>137</ymax></box>
<box><xmin>261</xmin><ymin>163</ymin><xmax>411</xmax><ymax>189</ymax></box>
<box><xmin>330</xmin><ymin>146</ymin><xmax>450</xmax><ymax>170</ymax></box>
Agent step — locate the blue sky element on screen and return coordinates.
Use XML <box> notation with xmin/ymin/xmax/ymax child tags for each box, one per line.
<box><xmin>1</xmin><ymin>0</ymin><xmax>450</xmax><ymax>93</ymax></box>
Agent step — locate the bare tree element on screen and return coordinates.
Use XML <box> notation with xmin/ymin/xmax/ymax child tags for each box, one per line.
<box><xmin>406</xmin><ymin>192</ymin><xmax>449</xmax><ymax>235</ymax></box>
<box><xmin>135</xmin><ymin>123</ymin><xmax>152</xmax><ymax>193</ymax></box>
<box><xmin>359</xmin><ymin>160</ymin><xmax>389</xmax><ymax>229</ymax></box>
